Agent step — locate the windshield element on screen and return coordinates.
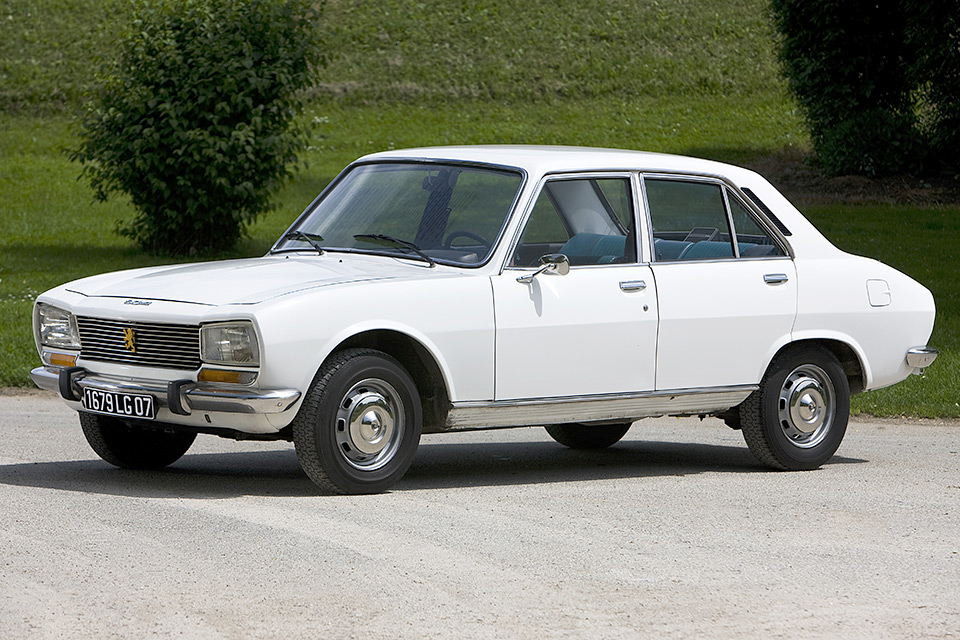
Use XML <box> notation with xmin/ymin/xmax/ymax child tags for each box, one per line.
<box><xmin>275</xmin><ymin>162</ymin><xmax>524</xmax><ymax>266</ymax></box>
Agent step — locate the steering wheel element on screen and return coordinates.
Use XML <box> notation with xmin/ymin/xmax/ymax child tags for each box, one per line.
<box><xmin>443</xmin><ymin>230</ymin><xmax>491</xmax><ymax>251</ymax></box>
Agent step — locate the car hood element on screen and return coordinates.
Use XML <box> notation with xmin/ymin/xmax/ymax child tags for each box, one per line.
<box><xmin>64</xmin><ymin>255</ymin><xmax>428</xmax><ymax>305</ymax></box>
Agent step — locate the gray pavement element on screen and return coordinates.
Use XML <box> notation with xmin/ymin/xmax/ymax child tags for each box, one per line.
<box><xmin>0</xmin><ymin>390</ymin><xmax>957</xmax><ymax>639</ymax></box>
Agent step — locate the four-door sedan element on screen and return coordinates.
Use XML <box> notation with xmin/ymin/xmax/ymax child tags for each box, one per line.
<box><xmin>32</xmin><ymin>146</ymin><xmax>938</xmax><ymax>493</ymax></box>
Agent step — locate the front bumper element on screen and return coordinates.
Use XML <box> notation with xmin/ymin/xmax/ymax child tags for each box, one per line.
<box><xmin>31</xmin><ymin>366</ymin><xmax>301</xmax><ymax>416</ymax></box>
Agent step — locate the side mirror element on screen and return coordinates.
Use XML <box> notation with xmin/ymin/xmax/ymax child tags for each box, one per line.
<box><xmin>516</xmin><ymin>253</ymin><xmax>570</xmax><ymax>284</ymax></box>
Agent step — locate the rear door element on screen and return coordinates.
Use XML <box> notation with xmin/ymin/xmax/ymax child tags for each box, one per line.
<box><xmin>643</xmin><ymin>176</ymin><xmax>797</xmax><ymax>390</ymax></box>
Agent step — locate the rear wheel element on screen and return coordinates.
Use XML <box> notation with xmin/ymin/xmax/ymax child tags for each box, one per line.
<box><xmin>739</xmin><ymin>345</ymin><xmax>849</xmax><ymax>470</ymax></box>
<box><xmin>544</xmin><ymin>422</ymin><xmax>632</xmax><ymax>449</ymax></box>
<box><xmin>79</xmin><ymin>412</ymin><xmax>196</xmax><ymax>469</ymax></box>
<box><xmin>292</xmin><ymin>348</ymin><xmax>422</xmax><ymax>494</ymax></box>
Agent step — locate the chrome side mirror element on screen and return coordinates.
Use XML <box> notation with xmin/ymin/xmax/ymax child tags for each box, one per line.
<box><xmin>516</xmin><ymin>253</ymin><xmax>570</xmax><ymax>284</ymax></box>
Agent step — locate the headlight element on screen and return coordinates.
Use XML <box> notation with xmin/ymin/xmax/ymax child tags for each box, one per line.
<box><xmin>36</xmin><ymin>303</ymin><xmax>80</xmax><ymax>349</ymax></box>
<box><xmin>200</xmin><ymin>321</ymin><xmax>260</xmax><ymax>366</ymax></box>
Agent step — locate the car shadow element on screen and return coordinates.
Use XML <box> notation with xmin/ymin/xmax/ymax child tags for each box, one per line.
<box><xmin>0</xmin><ymin>449</ymin><xmax>314</xmax><ymax>500</ymax></box>
<box><xmin>402</xmin><ymin>439</ymin><xmax>866</xmax><ymax>490</ymax></box>
<box><xmin>0</xmin><ymin>437</ymin><xmax>866</xmax><ymax>499</ymax></box>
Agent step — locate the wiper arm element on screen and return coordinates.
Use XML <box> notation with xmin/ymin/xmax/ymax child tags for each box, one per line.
<box><xmin>277</xmin><ymin>230</ymin><xmax>325</xmax><ymax>254</ymax></box>
<box><xmin>353</xmin><ymin>234</ymin><xmax>436</xmax><ymax>267</ymax></box>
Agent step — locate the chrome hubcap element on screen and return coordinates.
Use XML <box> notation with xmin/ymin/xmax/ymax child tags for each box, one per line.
<box><xmin>335</xmin><ymin>379</ymin><xmax>404</xmax><ymax>470</ymax></box>
<box><xmin>778</xmin><ymin>364</ymin><xmax>835</xmax><ymax>448</ymax></box>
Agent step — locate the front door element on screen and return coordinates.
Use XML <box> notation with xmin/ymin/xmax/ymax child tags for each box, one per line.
<box><xmin>492</xmin><ymin>175</ymin><xmax>658</xmax><ymax>400</ymax></box>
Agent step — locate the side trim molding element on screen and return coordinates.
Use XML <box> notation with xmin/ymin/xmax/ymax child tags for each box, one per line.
<box><xmin>445</xmin><ymin>385</ymin><xmax>757</xmax><ymax>430</ymax></box>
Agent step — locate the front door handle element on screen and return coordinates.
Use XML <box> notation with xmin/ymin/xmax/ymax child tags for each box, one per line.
<box><xmin>619</xmin><ymin>280</ymin><xmax>647</xmax><ymax>291</ymax></box>
<box><xmin>764</xmin><ymin>273</ymin><xmax>789</xmax><ymax>285</ymax></box>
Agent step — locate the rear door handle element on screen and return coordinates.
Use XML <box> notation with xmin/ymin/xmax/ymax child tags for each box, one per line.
<box><xmin>619</xmin><ymin>280</ymin><xmax>647</xmax><ymax>291</ymax></box>
<box><xmin>763</xmin><ymin>273</ymin><xmax>789</xmax><ymax>284</ymax></box>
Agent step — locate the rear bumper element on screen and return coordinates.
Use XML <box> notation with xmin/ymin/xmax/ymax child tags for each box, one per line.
<box><xmin>906</xmin><ymin>347</ymin><xmax>938</xmax><ymax>370</ymax></box>
<box><xmin>31</xmin><ymin>366</ymin><xmax>301</xmax><ymax>416</ymax></box>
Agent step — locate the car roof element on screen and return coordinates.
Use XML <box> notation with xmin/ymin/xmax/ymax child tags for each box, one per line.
<box><xmin>359</xmin><ymin>145</ymin><xmax>760</xmax><ymax>183</ymax></box>
<box><xmin>359</xmin><ymin>144</ymin><xmax>843</xmax><ymax>259</ymax></box>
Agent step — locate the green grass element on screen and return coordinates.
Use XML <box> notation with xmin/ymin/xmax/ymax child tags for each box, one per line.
<box><xmin>0</xmin><ymin>0</ymin><xmax>134</xmax><ymax>113</ymax></box>
<box><xmin>318</xmin><ymin>0</ymin><xmax>783</xmax><ymax>103</ymax></box>
<box><xmin>2</xmin><ymin>0</ymin><xmax>786</xmax><ymax>112</ymax></box>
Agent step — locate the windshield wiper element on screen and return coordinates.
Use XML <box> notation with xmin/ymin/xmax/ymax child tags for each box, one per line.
<box><xmin>353</xmin><ymin>234</ymin><xmax>436</xmax><ymax>267</ymax></box>
<box><xmin>277</xmin><ymin>230</ymin><xmax>325</xmax><ymax>254</ymax></box>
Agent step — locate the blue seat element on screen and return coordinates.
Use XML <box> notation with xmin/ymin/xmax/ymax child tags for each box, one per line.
<box><xmin>654</xmin><ymin>238</ymin><xmax>692</xmax><ymax>260</ymax></box>
<box><xmin>559</xmin><ymin>233</ymin><xmax>627</xmax><ymax>265</ymax></box>
<box><xmin>677</xmin><ymin>241</ymin><xmax>760</xmax><ymax>260</ymax></box>
<box><xmin>678</xmin><ymin>241</ymin><xmax>735</xmax><ymax>260</ymax></box>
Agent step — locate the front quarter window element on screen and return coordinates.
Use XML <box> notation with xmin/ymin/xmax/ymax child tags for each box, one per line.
<box><xmin>276</xmin><ymin>163</ymin><xmax>523</xmax><ymax>266</ymax></box>
<box><xmin>513</xmin><ymin>177</ymin><xmax>636</xmax><ymax>267</ymax></box>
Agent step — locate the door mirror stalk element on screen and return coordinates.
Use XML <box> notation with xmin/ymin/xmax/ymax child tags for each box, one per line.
<box><xmin>516</xmin><ymin>254</ymin><xmax>570</xmax><ymax>284</ymax></box>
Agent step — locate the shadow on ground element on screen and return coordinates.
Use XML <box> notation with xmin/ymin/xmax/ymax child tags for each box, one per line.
<box><xmin>0</xmin><ymin>436</ymin><xmax>866</xmax><ymax>499</ymax></box>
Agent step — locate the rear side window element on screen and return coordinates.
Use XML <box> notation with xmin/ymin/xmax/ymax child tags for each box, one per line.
<box><xmin>727</xmin><ymin>194</ymin><xmax>785</xmax><ymax>257</ymax></box>
<box><xmin>645</xmin><ymin>179</ymin><xmax>735</xmax><ymax>261</ymax></box>
<box><xmin>742</xmin><ymin>187</ymin><xmax>791</xmax><ymax>236</ymax></box>
<box><xmin>645</xmin><ymin>178</ymin><xmax>785</xmax><ymax>261</ymax></box>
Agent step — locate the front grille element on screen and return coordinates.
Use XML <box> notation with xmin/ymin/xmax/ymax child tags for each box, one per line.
<box><xmin>77</xmin><ymin>316</ymin><xmax>201</xmax><ymax>370</ymax></box>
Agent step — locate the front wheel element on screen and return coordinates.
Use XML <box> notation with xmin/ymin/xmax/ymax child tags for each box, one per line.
<box><xmin>544</xmin><ymin>422</ymin><xmax>632</xmax><ymax>449</ymax></box>
<box><xmin>739</xmin><ymin>345</ymin><xmax>850</xmax><ymax>470</ymax></box>
<box><xmin>79</xmin><ymin>412</ymin><xmax>196</xmax><ymax>469</ymax></box>
<box><xmin>292</xmin><ymin>348</ymin><xmax>422</xmax><ymax>494</ymax></box>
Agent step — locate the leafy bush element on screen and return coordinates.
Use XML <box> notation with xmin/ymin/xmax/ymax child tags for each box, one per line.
<box><xmin>771</xmin><ymin>0</ymin><xmax>918</xmax><ymax>177</ymax></box>
<box><xmin>906</xmin><ymin>1</ymin><xmax>960</xmax><ymax>170</ymax></box>
<box><xmin>773</xmin><ymin>0</ymin><xmax>960</xmax><ymax>177</ymax></box>
<box><xmin>72</xmin><ymin>0</ymin><xmax>324</xmax><ymax>255</ymax></box>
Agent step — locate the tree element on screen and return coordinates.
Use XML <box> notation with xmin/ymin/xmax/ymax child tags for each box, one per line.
<box><xmin>72</xmin><ymin>0</ymin><xmax>324</xmax><ymax>255</ymax></box>
<box><xmin>771</xmin><ymin>0</ymin><xmax>918</xmax><ymax>177</ymax></box>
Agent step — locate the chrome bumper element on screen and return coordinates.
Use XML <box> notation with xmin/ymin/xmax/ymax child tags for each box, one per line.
<box><xmin>31</xmin><ymin>366</ymin><xmax>301</xmax><ymax>416</ymax></box>
<box><xmin>906</xmin><ymin>347</ymin><xmax>938</xmax><ymax>370</ymax></box>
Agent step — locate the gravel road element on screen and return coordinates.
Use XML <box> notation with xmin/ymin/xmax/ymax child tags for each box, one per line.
<box><xmin>0</xmin><ymin>391</ymin><xmax>957</xmax><ymax>639</ymax></box>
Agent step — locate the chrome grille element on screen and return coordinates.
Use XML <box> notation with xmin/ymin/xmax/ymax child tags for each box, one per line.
<box><xmin>77</xmin><ymin>317</ymin><xmax>201</xmax><ymax>370</ymax></box>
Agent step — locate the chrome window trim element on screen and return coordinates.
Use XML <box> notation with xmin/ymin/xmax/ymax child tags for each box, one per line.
<box><xmin>720</xmin><ymin>186</ymin><xmax>742</xmax><ymax>258</ymax></box>
<box><xmin>630</xmin><ymin>172</ymin><xmax>648</xmax><ymax>263</ymax></box>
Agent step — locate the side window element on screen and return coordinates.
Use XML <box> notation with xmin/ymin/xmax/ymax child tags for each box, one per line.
<box><xmin>727</xmin><ymin>192</ymin><xmax>786</xmax><ymax>257</ymax></box>
<box><xmin>514</xmin><ymin>177</ymin><xmax>635</xmax><ymax>267</ymax></box>
<box><xmin>645</xmin><ymin>179</ymin><xmax>735</xmax><ymax>261</ymax></box>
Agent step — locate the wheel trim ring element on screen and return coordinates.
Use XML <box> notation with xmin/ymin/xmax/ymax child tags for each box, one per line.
<box><xmin>335</xmin><ymin>378</ymin><xmax>405</xmax><ymax>471</ymax></box>
<box><xmin>778</xmin><ymin>364</ymin><xmax>835</xmax><ymax>449</ymax></box>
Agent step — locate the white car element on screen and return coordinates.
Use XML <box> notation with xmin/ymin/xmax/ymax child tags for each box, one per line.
<box><xmin>32</xmin><ymin>146</ymin><xmax>938</xmax><ymax>494</ymax></box>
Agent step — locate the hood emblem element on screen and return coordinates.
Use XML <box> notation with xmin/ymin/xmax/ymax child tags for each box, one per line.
<box><xmin>123</xmin><ymin>327</ymin><xmax>137</xmax><ymax>353</ymax></box>
<box><xmin>124</xmin><ymin>299</ymin><xmax>152</xmax><ymax>306</ymax></box>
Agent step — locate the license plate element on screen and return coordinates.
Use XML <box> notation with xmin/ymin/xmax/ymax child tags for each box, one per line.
<box><xmin>82</xmin><ymin>388</ymin><xmax>156</xmax><ymax>420</ymax></box>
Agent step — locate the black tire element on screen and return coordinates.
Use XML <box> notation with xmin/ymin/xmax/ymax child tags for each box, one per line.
<box><xmin>544</xmin><ymin>422</ymin><xmax>632</xmax><ymax>449</ymax></box>
<box><xmin>79</xmin><ymin>412</ymin><xmax>196</xmax><ymax>469</ymax></box>
<box><xmin>292</xmin><ymin>348</ymin><xmax>422</xmax><ymax>494</ymax></box>
<box><xmin>739</xmin><ymin>345</ymin><xmax>850</xmax><ymax>470</ymax></box>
